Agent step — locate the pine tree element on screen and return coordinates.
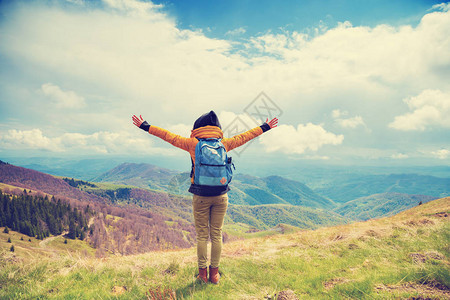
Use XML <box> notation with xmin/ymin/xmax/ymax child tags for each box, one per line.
<box><xmin>68</xmin><ymin>219</ymin><xmax>76</xmax><ymax>239</ymax></box>
<box><xmin>10</xmin><ymin>245</ymin><xmax>14</xmax><ymax>252</ymax></box>
<box><xmin>3</xmin><ymin>226</ymin><xmax>9</xmax><ymax>233</ymax></box>
<box><xmin>7</xmin><ymin>237</ymin><xmax>11</xmax><ymax>243</ymax></box>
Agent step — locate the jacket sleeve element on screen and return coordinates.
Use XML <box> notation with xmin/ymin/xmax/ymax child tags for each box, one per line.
<box><xmin>222</xmin><ymin>126</ymin><xmax>264</xmax><ymax>152</ymax></box>
<box><xmin>148</xmin><ymin>126</ymin><xmax>193</xmax><ymax>152</ymax></box>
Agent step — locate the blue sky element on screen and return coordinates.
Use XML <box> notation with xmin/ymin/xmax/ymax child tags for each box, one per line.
<box><xmin>0</xmin><ymin>0</ymin><xmax>449</xmax><ymax>168</ymax></box>
<box><xmin>155</xmin><ymin>0</ymin><xmax>441</xmax><ymax>37</ymax></box>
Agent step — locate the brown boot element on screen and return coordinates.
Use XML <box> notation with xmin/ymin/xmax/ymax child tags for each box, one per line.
<box><xmin>209</xmin><ymin>266</ymin><xmax>220</xmax><ymax>284</ymax></box>
<box><xmin>196</xmin><ymin>267</ymin><xmax>208</xmax><ymax>284</ymax></box>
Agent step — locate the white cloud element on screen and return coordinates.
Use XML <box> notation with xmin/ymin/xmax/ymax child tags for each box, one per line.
<box><xmin>431</xmin><ymin>149</ymin><xmax>449</xmax><ymax>159</ymax></box>
<box><xmin>102</xmin><ymin>0</ymin><xmax>164</xmax><ymax>18</ymax></box>
<box><xmin>41</xmin><ymin>83</ymin><xmax>86</xmax><ymax>109</ymax></box>
<box><xmin>0</xmin><ymin>128</ymin><xmax>179</xmax><ymax>155</ymax></box>
<box><xmin>259</xmin><ymin>123</ymin><xmax>344</xmax><ymax>155</ymax></box>
<box><xmin>0</xmin><ymin>129</ymin><xmax>61</xmax><ymax>152</ymax></box>
<box><xmin>389</xmin><ymin>89</ymin><xmax>450</xmax><ymax>131</ymax></box>
<box><xmin>331</xmin><ymin>109</ymin><xmax>345</xmax><ymax>119</ymax></box>
<box><xmin>165</xmin><ymin>123</ymin><xmax>192</xmax><ymax>137</ymax></box>
<box><xmin>430</xmin><ymin>3</ymin><xmax>450</xmax><ymax>12</ymax></box>
<box><xmin>332</xmin><ymin>109</ymin><xmax>365</xmax><ymax>128</ymax></box>
<box><xmin>391</xmin><ymin>153</ymin><xmax>408</xmax><ymax>159</ymax></box>
<box><xmin>225</xmin><ymin>27</ymin><xmax>246</xmax><ymax>36</ymax></box>
<box><xmin>337</xmin><ymin>116</ymin><xmax>365</xmax><ymax>129</ymax></box>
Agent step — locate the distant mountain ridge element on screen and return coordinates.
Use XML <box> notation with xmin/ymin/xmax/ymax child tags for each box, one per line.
<box><xmin>316</xmin><ymin>173</ymin><xmax>450</xmax><ymax>203</ymax></box>
<box><xmin>92</xmin><ymin>162</ymin><xmax>179</xmax><ymax>191</ymax></box>
<box><xmin>94</xmin><ymin>162</ymin><xmax>334</xmax><ymax>209</ymax></box>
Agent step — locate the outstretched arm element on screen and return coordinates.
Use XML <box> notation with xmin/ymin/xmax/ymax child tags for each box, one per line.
<box><xmin>223</xmin><ymin>117</ymin><xmax>278</xmax><ymax>151</ymax></box>
<box><xmin>132</xmin><ymin>114</ymin><xmax>192</xmax><ymax>152</ymax></box>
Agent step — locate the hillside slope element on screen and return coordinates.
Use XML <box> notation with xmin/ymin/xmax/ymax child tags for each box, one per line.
<box><xmin>1</xmin><ymin>197</ymin><xmax>448</xmax><ymax>299</ymax></box>
<box><xmin>0</xmin><ymin>162</ymin><xmax>197</xmax><ymax>254</ymax></box>
<box><xmin>334</xmin><ymin>192</ymin><xmax>437</xmax><ymax>220</ymax></box>
<box><xmin>227</xmin><ymin>204</ymin><xmax>346</xmax><ymax>230</ymax></box>
<box><xmin>231</xmin><ymin>174</ymin><xmax>335</xmax><ymax>208</ymax></box>
<box><xmin>0</xmin><ymin>161</ymin><xmax>107</xmax><ymax>204</ymax></box>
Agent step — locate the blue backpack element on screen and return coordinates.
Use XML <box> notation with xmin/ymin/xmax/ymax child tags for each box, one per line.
<box><xmin>194</xmin><ymin>138</ymin><xmax>234</xmax><ymax>186</ymax></box>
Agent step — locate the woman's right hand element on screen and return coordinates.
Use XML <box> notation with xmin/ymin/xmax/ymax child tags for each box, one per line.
<box><xmin>266</xmin><ymin>117</ymin><xmax>279</xmax><ymax>129</ymax></box>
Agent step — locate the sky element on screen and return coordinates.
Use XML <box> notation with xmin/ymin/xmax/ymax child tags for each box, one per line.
<box><xmin>0</xmin><ymin>0</ymin><xmax>449</xmax><ymax>168</ymax></box>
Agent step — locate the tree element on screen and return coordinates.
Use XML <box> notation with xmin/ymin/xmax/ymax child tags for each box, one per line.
<box><xmin>68</xmin><ymin>219</ymin><xmax>76</xmax><ymax>239</ymax></box>
<box><xmin>3</xmin><ymin>226</ymin><xmax>9</xmax><ymax>233</ymax></box>
<box><xmin>64</xmin><ymin>239</ymin><xmax>68</xmax><ymax>244</ymax></box>
<box><xmin>10</xmin><ymin>245</ymin><xmax>14</xmax><ymax>252</ymax></box>
<box><xmin>7</xmin><ymin>237</ymin><xmax>11</xmax><ymax>243</ymax></box>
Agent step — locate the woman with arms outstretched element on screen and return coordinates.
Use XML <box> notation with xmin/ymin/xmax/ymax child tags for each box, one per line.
<box><xmin>132</xmin><ymin>111</ymin><xmax>278</xmax><ymax>284</ymax></box>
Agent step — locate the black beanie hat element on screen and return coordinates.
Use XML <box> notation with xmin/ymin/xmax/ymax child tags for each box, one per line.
<box><xmin>193</xmin><ymin>110</ymin><xmax>222</xmax><ymax>130</ymax></box>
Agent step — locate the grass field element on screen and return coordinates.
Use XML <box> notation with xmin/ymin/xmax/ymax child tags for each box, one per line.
<box><xmin>1</xmin><ymin>197</ymin><xmax>449</xmax><ymax>299</ymax></box>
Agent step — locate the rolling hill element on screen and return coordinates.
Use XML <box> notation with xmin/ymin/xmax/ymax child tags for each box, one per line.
<box><xmin>94</xmin><ymin>162</ymin><xmax>335</xmax><ymax>209</ymax></box>
<box><xmin>232</xmin><ymin>174</ymin><xmax>334</xmax><ymax>208</ymax></box>
<box><xmin>334</xmin><ymin>192</ymin><xmax>437</xmax><ymax>220</ymax></box>
<box><xmin>0</xmin><ymin>161</ymin><xmax>346</xmax><ymax>245</ymax></box>
<box><xmin>0</xmin><ymin>161</ymin><xmax>196</xmax><ymax>255</ymax></box>
<box><xmin>1</xmin><ymin>197</ymin><xmax>448</xmax><ymax>299</ymax></box>
<box><xmin>227</xmin><ymin>204</ymin><xmax>346</xmax><ymax>230</ymax></box>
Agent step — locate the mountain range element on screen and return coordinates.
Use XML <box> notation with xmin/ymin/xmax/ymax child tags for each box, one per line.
<box><xmin>315</xmin><ymin>173</ymin><xmax>450</xmax><ymax>203</ymax></box>
<box><xmin>93</xmin><ymin>162</ymin><xmax>335</xmax><ymax>208</ymax></box>
<box><xmin>1</xmin><ymin>159</ymin><xmax>447</xmax><ymax>240</ymax></box>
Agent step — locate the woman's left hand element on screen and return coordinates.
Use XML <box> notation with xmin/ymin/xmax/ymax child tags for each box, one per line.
<box><xmin>132</xmin><ymin>115</ymin><xmax>145</xmax><ymax>128</ymax></box>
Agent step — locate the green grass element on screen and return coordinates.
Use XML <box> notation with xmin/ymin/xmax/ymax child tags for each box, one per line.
<box><xmin>1</xmin><ymin>198</ymin><xmax>449</xmax><ymax>299</ymax></box>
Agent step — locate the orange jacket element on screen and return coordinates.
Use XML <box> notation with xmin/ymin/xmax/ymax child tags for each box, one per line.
<box><xmin>148</xmin><ymin>125</ymin><xmax>264</xmax><ymax>183</ymax></box>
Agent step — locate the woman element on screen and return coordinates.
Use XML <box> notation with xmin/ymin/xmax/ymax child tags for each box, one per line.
<box><xmin>132</xmin><ymin>111</ymin><xmax>278</xmax><ymax>284</ymax></box>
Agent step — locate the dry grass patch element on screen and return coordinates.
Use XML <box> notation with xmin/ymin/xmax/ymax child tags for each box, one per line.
<box><xmin>323</xmin><ymin>277</ymin><xmax>353</xmax><ymax>290</ymax></box>
<box><xmin>375</xmin><ymin>281</ymin><xmax>450</xmax><ymax>299</ymax></box>
<box><xmin>409</xmin><ymin>251</ymin><xmax>446</xmax><ymax>264</ymax></box>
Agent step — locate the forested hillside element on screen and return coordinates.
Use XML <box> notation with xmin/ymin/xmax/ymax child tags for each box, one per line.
<box><xmin>0</xmin><ymin>162</ymin><xmax>196</xmax><ymax>256</ymax></box>
<box><xmin>227</xmin><ymin>204</ymin><xmax>347</xmax><ymax>229</ymax></box>
<box><xmin>0</xmin><ymin>190</ymin><xmax>89</xmax><ymax>240</ymax></box>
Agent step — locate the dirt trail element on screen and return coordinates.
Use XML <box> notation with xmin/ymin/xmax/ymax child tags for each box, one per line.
<box><xmin>39</xmin><ymin>231</ymin><xmax>68</xmax><ymax>248</ymax></box>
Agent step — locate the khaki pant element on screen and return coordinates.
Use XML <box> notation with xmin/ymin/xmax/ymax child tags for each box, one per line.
<box><xmin>192</xmin><ymin>193</ymin><xmax>228</xmax><ymax>268</ymax></box>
